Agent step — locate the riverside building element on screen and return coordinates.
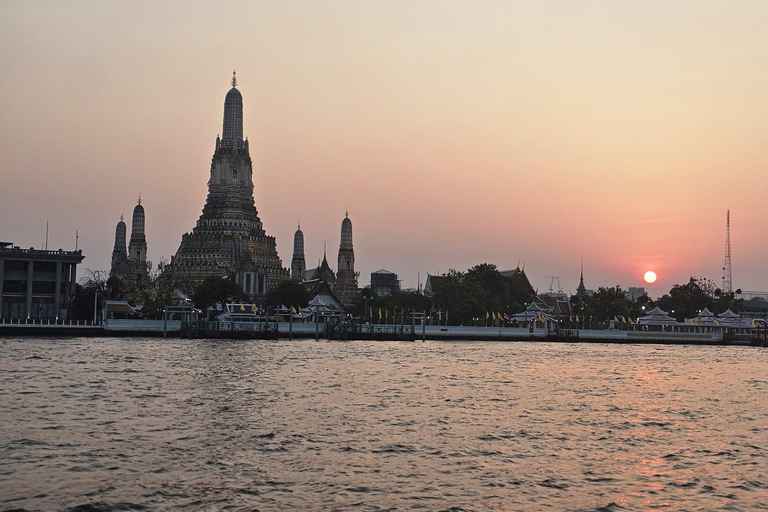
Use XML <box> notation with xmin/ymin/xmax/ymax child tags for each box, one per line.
<box><xmin>0</xmin><ymin>242</ymin><xmax>84</xmax><ymax>320</ymax></box>
<box><xmin>168</xmin><ymin>72</ymin><xmax>289</xmax><ymax>297</ymax></box>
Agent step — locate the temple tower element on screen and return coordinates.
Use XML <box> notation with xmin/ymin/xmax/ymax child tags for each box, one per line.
<box><xmin>110</xmin><ymin>212</ymin><xmax>128</xmax><ymax>275</ymax></box>
<box><xmin>335</xmin><ymin>209</ymin><xmax>358</xmax><ymax>306</ymax></box>
<box><xmin>576</xmin><ymin>257</ymin><xmax>587</xmax><ymax>298</ymax></box>
<box><xmin>291</xmin><ymin>222</ymin><xmax>306</xmax><ymax>282</ymax></box>
<box><xmin>128</xmin><ymin>197</ymin><xmax>147</xmax><ymax>264</ymax></box>
<box><xmin>169</xmin><ymin>72</ymin><xmax>289</xmax><ymax>297</ymax></box>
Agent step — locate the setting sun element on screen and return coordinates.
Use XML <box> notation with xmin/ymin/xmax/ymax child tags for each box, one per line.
<box><xmin>644</xmin><ymin>271</ymin><xmax>657</xmax><ymax>284</ymax></box>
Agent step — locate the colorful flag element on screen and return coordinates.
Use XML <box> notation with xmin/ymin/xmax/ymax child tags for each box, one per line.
<box><xmin>240</xmin><ymin>304</ymin><xmax>246</xmax><ymax>311</ymax></box>
<box><xmin>251</xmin><ymin>305</ymin><xmax>258</xmax><ymax>313</ymax></box>
<box><xmin>291</xmin><ymin>306</ymin><xmax>297</xmax><ymax>314</ymax></box>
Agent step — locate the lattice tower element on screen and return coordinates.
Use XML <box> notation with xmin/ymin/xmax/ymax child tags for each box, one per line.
<box><xmin>722</xmin><ymin>209</ymin><xmax>732</xmax><ymax>294</ymax></box>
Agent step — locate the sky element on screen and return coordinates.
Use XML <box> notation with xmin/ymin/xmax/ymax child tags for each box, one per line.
<box><xmin>2</xmin><ymin>0</ymin><xmax>768</xmax><ymax>297</ymax></box>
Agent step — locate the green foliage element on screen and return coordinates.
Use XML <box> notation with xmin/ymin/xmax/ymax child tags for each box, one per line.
<box><xmin>583</xmin><ymin>286</ymin><xmax>632</xmax><ymax>322</ymax></box>
<box><xmin>656</xmin><ymin>276</ymin><xmax>743</xmax><ymax>321</ymax></box>
<box><xmin>349</xmin><ymin>287</ymin><xmax>431</xmax><ymax>321</ymax></box>
<box><xmin>430</xmin><ymin>264</ymin><xmax>536</xmax><ymax>325</ymax></box>
<box><xmin>656</xmin><ymin>277</ymin><xmax>714</xmax><ymax>321</ymax></box>
<box><xmin>192</xmin><ymin>275</ymin><xmax>249</xmax><ymax>313</ymax></box>
<box><xmin>265</xmin><ymin>281</ymin><xmax>311</xmax><ymax>308</ymax></box>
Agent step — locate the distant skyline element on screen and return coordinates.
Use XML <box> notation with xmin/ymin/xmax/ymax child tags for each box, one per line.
<box><xmin>2</xmin><ymin>1</ymin><xmax>768</xmax><ymax>297</ymax></box>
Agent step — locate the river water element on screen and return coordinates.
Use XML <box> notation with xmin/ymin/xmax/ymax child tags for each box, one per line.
<box><xmin>1</xmin><ymin>338</ymin><xmax>767</xmax><ymax>511</ymax></box>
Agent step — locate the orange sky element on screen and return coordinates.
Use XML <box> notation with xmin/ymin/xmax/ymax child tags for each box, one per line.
<box><xmin>2</xmin><ymin>1</ymin><xmax>767</xmax><ymax>296</ymax></box>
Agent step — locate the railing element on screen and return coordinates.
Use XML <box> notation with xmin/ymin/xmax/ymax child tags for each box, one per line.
<box><xmin>0</xmin><ymin>318</ymin><xmax>99</xmax><ymax>327</ymax></box>
<box><xmin>737</xmin><ymin>291</ymin><xmax>768</xmax><ymax>300</ymax></box>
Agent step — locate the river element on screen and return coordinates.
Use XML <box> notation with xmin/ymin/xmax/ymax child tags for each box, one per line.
<box><xmin>1</xmin><ymin>338</ymin><xmax>767</xmax><ymax>511</ymax></box>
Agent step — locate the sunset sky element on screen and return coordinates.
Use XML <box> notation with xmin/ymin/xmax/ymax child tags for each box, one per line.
<box><xmin>2</xmin><ymin>1</ymin><xmax>767</xmax><ymax>296</ymax></box>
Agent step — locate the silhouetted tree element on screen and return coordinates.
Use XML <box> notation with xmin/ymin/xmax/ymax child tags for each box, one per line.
<box><xmin>265</xmin><ymin>281</ymin><xmax>311</xmax><ymax>308</ymax></box>
<box><xmin>192</xmin><ymin>276</ymin><xmax>248</xmax><ymax>315</ymax></box>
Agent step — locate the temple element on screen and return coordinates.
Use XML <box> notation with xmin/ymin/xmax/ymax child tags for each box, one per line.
<box><xmin>168</xmin><ymin>73</ymin><xmax>289</xmax><ymax>297</ymax></box>
<box><xmin>291</xmin><ymin>222</ymin><xmax>306</xmax><ymax>282</ymax></box>
<box><xmin>335</xmin><ymin>210</ymin><xmax>358</xmax><ymax>307</ymax></box>
<box><xmin>110</xmin><ymin>198</ymin><xmax>150</xmax><ymax>282</ymax></box>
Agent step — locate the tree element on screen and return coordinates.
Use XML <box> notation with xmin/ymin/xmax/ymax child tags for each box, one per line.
<box><xmin>265</xmin><ymin>281</ymin><xmax>311</xmax><ymax>308</ymax></box>
<box><xmin>656</xmin><ymin>277</ymin><xmax>714</xmax><ymax>321</ymax></box>
<box><xmin>584</xmin><ymin>286</ymin><xmax>632</xmax><ymax>323</ymax></box>
<box><xmin>191</xmin><ymin>276</ymin><xmax>249</xmax><ymax>315</ymax></box>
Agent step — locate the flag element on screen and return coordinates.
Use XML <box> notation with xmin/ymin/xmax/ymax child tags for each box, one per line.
<box><xmin>629</xmin><ymin>317</ymin><xmax>634</xmax><ymax>324</ymax></box>
<box><xmin>621</xmin><ymin>316</ymin><xmax>626</xmax><ymax>323</ymax></box>
<box><xmin>491</xmin><ymin>311</ymin><xmax>496</xmax><ymax>320</ymax></box>
<box><xmin>298</xmin><ymin>306</ymin><xmax>303</xmax><ymax>314</ymax></box>
<box><xmin>486</xmin><ymin>311</ymin><xmax>490</xmax><ymax>320</ymax></box>
<box><xmin>385</xmin><ymin>308</ymin><xmax>389</xmax><ymax>320</ymax></box>
<box><xmin>240</xmin><ymin>304</ymin><xmax>245</xmax><ymax>311</ymax></box>
<box><xmin>291</xmin><ymin>306</ymin><xmax>297</xmax><ymax>314</ymax></box>
<box><xmin>438</xmin><ymin>311</ymin><xmax>442</xmax><ymax>321</ymax></box>
<box><xmin>251</xmin><ymin>305</ymin><xmax>258</xmax><ymax>313</ymax></box>
<box><xmin>575</xmin><ymin>315</ymin><xmax>579</xmax><ymax>322</ymax></box>
<box><xmin>378</xmin><ymin>308</ymin><xmax>382</xmax><ymax>320</ymax></box>
<box><xmin>538</xmin><ymin>314</ymin><xmax>545</xmax><ymax>323</ymax></box>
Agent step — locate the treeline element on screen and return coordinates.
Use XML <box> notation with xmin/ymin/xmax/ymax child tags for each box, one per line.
<box><xmin>71</xmin><ymin>261</ymin><xmax>745</xmax><ymax>326</ymax></box>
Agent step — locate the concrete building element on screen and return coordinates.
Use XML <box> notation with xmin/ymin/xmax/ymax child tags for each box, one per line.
<box><xmin>0</xmin><ymin>242</ymin><xmax>84</xmax><ymax>320</ymax></box>
<box><xmin>628</xmin><ymin>287</ymin><xmax>648</xmax><ymax>302</ymax></box>
<box><xmin>371</xmin><ymin>269</ymin><xmax>400</xmax><ymax>296</ymax></box>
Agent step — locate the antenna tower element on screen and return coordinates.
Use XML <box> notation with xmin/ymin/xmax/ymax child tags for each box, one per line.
<box><xmin>722</xmin><ymin>209</ymin><xmax>732</xmax><ymax>294</ymax></box>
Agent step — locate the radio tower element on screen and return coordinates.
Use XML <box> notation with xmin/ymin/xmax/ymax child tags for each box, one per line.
<box><xmin>722</xmin><ymin>209</ymin><xmax>732</xmax><ymax>294</ymax></box>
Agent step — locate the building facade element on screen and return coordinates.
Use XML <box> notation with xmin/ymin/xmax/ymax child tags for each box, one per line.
<box><xmin>168</xmin><ymin>73</ymin><xmax>289</xmax><ymax>297</ymax></box>
<box><xmin>0</xmin><ymin>242</ymin><xmax>84</xmax><ymax>320</ymax></box>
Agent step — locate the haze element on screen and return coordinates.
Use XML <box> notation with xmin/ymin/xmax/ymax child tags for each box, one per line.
<box><xmin>2</xmin><ymin>1</ymin><xmax>767</xmax><ymax>295</ymax></box>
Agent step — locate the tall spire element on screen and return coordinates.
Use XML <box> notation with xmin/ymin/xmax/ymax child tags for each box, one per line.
<box><xmin>336</xmin><ymin>210</ymin><xmax>357</xmax><ymax>306</ymax></box>
<box><xmin>576</xmin><ymin>256</ymin><xmax>587</xmax><ymax>297</ymax></box>
<box><xmin>231</xmin><ymin>70</ymin><xmax>237</xmax><ymax>88</ymax></box>
<box><xmin>222</xmin><ymin>72</ymin><xmax>243</xmax><ymax>141</ymax></box>
<box><xmin>137</xmin><ymin>193</ymin><xmax>142</xmax><ymax>206</ymax></box>
<box><xmin>291</xmin><ymin>221</ymin><xmax>306</xmax><ymax>282</ymax></box>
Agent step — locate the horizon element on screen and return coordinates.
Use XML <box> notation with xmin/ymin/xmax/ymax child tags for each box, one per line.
<box><xmin>2</xmin><ymin>1</ymin><xmax>767</xmax><ymax>296</ymax></box>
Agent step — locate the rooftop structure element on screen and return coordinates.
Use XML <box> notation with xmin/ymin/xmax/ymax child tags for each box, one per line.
<box><xmin>371</xmin><ymin>269</ymin><xmax>400</xmax><ymax>297</ymax></box>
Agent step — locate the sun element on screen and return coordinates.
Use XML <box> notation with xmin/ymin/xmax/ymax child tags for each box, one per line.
<box><xmin>644</xmin><ymin>270</ymin><xmax>657</xmax><ymax>284</ymax></box>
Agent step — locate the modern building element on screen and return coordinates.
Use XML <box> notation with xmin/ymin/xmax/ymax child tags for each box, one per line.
<box><xmin>168</xmin><ymin>72</ymin><xmax>289</xmax><ymax>297</ymax></box>
<box><xmin>0</xmin><ymin>242</ymin><xmax>84</xmax><ymax>320</ymax></box>
<box><xmin>627</xmin><ymin>287</ymin><xmax>648</xmax><ymax>302</ymax></box>
<box><xmin>371</xmin><ymin>269</ymin><xmax>399</xmax><ymax>296</ymax></box>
